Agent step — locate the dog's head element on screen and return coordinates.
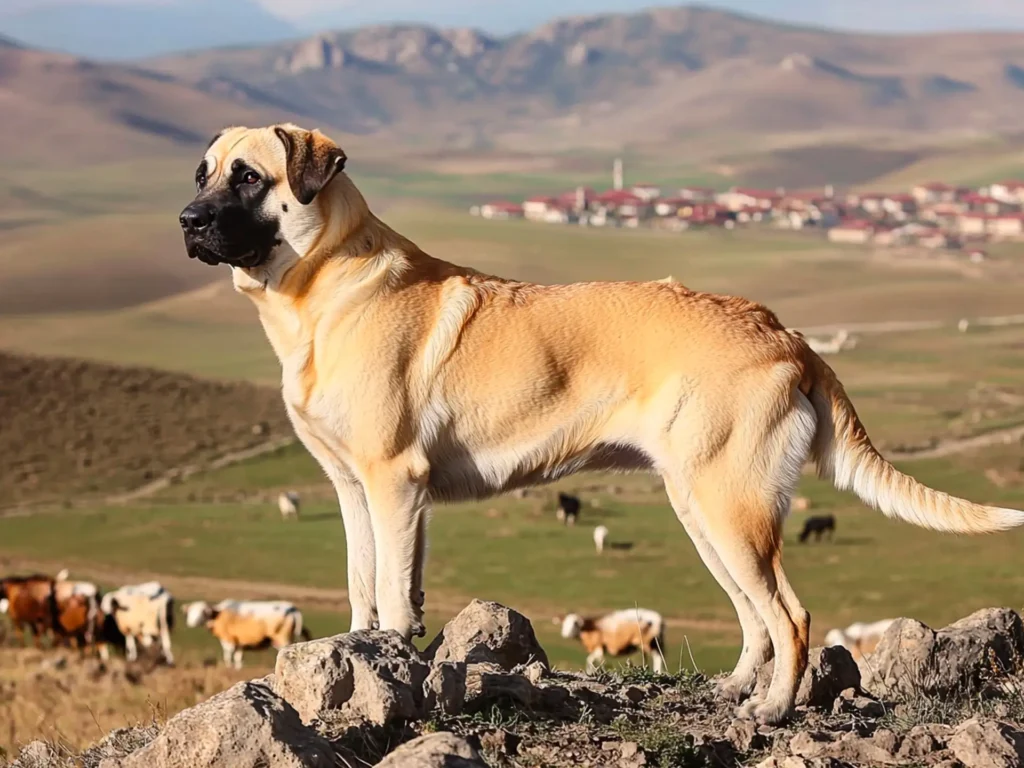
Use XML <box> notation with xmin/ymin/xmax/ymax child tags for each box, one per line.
<box><xmin>178</xmin><ymin>124</ymin><xmax>348</xmax><ymax>271</ymax></box>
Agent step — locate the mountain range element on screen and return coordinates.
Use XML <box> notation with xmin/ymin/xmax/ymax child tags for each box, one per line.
<box><xmin>4</xmin><ymin>6</ymin><xmax>1024</xmax><ymax>171</ymax></box>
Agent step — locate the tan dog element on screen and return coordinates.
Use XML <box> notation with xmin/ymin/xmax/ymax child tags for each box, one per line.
<box><xmin>178</xmin><ymin>124</ymin><xmax>1024</xmax><ymax>724</ymax></box>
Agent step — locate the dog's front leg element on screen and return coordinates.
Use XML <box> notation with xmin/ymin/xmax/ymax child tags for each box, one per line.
<box><xmin>335</xmin><ymin>479</ymin><xmax>379</xmax><ymax>632</ymax></box>
<box><xmin>364</xmin><ymin>462</ymin><xmax>430</xmax><ymax>641</ymax></box>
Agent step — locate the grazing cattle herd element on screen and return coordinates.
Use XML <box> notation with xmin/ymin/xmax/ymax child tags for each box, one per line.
<box><xmin>0</xmin><ymin>569</ymin><xmax>311</xmax><ymax>669</ymax></box>
<box><xmin>0</xmin><ymin>489</ymin><xmax>876</xmax><ymax>675</ymax></box>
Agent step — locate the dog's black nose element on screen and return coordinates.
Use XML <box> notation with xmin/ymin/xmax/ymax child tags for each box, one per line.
<box><xmin>179</xmin><ymin>203</ymin><xmax>216</xmax><ymax>232</ymax></box>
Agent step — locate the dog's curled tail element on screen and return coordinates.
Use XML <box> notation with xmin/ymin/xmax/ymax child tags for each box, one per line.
<box><xmin>804</xmin><ymin>351</ymin><xmax>1024</xmax><ymax>534</ymax></box>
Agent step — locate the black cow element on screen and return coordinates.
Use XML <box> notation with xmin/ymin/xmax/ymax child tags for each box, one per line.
<box><xmin>798</xmin><ymin>514</ymin><xmax>836</xmax><ymax>543</ymax></box>
<box><xmin>556</xmin><ymin>493</ymin><xmax>581</xmax><ymax>526</ymax></box>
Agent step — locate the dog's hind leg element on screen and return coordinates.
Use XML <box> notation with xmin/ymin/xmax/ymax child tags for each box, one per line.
<box><xmin>664</xmin><ymin>476</ymin><xmax>772</xmax><ymax>702</ymax></box>
<box><xmin>685</xmin><ymin>383</ymin><xmax>815</xmax><ymax>724</ymax></box>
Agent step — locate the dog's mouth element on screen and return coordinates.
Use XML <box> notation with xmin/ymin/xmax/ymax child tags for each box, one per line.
<box><xmin>186</xmin><ymin>243</ymin><xmax>267</xmax><ymax>269</ymax></box>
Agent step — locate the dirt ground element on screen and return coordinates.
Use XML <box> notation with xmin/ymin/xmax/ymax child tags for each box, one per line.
<box><xmin>0</xmin><ymin>648</ymin><xmax>258</xmax><ymax>759</ymax></box>
<box><xmin>0</xmin><ymin>352</ymin><xmax>291</xmax><ymax>509</ymax></box>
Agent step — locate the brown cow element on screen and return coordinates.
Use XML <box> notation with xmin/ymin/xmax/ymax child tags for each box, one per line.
<box><xmin>0</xmin><ymin>575</ymin><xmax>56</xmax><ymax>648</ymax></box>
<box><xmin>52</xmin><ymin>571</ymin><xmax>101</xmax><ymax>653</ymax></box>
<box><xmin>558</xmin><ymin>608</ymin><xmax>667</xmax><ymax>673</ymax></box>
<box><xmin>53</xmin><ymin>594</ymin><xmax>98</xmax><ymax>653</ymax></box>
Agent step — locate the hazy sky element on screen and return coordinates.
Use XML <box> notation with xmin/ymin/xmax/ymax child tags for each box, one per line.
<box><xmin>263</xmin><ymin>0</ymin><xmax>1024</xmax><ymax>31</ymax></box>
<box><xmin>7</xmin><ymin>0</ymin><xmax>1024</xmax><ymax>33</ymax></box>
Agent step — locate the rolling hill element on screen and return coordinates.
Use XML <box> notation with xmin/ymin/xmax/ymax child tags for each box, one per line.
<box><xmin>146</xmin><ymin>5</ymin><xmax>1024</xmax><ymax>152</ymax></box>
<box><xmin>0</xmin><ymin>40</ymin><xmax>317</xmax><ymax>167</ymax></box>
<box><xmin>0</xmin><ymin>350</ymin><xmax>291</xmax><ymax>507</ymax></box>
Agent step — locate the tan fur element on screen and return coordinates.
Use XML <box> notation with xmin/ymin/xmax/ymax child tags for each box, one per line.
<box><xmin>192</xmin><ymin>125</ymin><xmax>1024</xmax><ymax>725</ymax></box>
<box><xmin>206</xmin><ymin>609</ymin><xmax>297</xmax><ymax>650</ymax></box>
<box><xmin>578</xmin><ymin>620</ymin><xmax>658</xmax><ymax>657</ymax></box>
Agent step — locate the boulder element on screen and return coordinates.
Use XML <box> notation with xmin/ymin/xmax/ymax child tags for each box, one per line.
<box><xmin>789</xmin><ymin>730</ymin><xmax>902</xmax><ymax>765</ymax></box>
<box><xmin>757</xmin><ymin>758</ymin><xmax>853</xmax><ymax>768</ymax></box>
<box><xmin>98</xmin><ymin>679</ymin><xmax>335</xmax><ymax>768</ymax></box>
<box><xmin>464</xmin><ymin>662</ymin><xmax>538</xmax><ymax>711</ymax></box>
<box><xmin>726</xmin><ymin>718</ymin><xmax>769</xmax><ymax>753</ymax></box>
<box><xmin>897</xmin><ymin>724</ymin><xmax>952</xmax><ymax>760</ymax></box>
<box><xmin>831</xmin><ymin>688</ymin><xmax>884</xmax><ymax>718</ymax></box>
<box><xmin>423</xmin><ymin>661</ymin><xmax>467</xmax><ymax>715</ymax></box>
<box><xmin>375</xmin><ymin>733</ymin><xmax>488</xmax><ymax>767</ymax></box>
<box><xmin>860</xmin><ymin>609</ymin><xmax>1024</xmax><ymax>698</ymax></box>
<box><xmin>949</xmin><ymin>720</ymin><xmax>1024</xmax><ymax>768</ymax></box>
<box><xmin>424</xmin><ymin>600</ymin><xmax>548</xmax><ymax>670</ymax></box>
<box><xmin>274</xmin><ymin>630</ymin><xmax>429</xmax><ymax>726</ymax></box>
<box><xmin>755</xmin><ymin>646</ymin><xmax>860</xmax><ymax>708</ymax></box>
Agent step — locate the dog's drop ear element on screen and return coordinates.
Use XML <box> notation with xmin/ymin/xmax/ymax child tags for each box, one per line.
<box><xmin>274</xmin><ymin>126</ymin><xmax>347</xmax><ymax>206</ymax></box>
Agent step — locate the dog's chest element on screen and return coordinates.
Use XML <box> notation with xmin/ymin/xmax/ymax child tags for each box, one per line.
<box><xmin>280</xmin><ymin>365</ymin><xmax>361</xmax><ymax>482</ymax></box>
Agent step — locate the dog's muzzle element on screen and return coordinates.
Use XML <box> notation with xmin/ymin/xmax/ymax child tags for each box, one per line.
<box><xmin>179</xmin><ymin>202</ymin><xmax>267</xmax><ymax>268</ymax></box>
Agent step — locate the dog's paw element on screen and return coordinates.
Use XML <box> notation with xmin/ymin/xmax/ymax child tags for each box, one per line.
<box><xmin>735</xmin><ymin>697</ymin><xmax>791</xmax><ymax>726</ymax></box>
<box><xmin>714</xmin><ymin>674</ymin><xmax>755</xmax><ymax>703</ymax></box>
<box><xmin>411</xmin><ymin>620</ymin><xmax>427</xmax><ymax>639</ymax></box>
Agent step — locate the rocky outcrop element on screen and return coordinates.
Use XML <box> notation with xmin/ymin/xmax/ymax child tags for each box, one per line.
<box><xmin>859</xmin><ymin>608</ymin><xmax>1024</xmax><ymax>698</ymax></box>
<box><xmin>374</xmin><ymin>733</ymin><xmax>488</xmax><ymax>767</ymax></box>
<box><xmin>10</xmin><ymin>603</ymin><xmax>1024</xmax><ymax>768</ymax></box>
<box><xmin>755</xmin><ymin>645</ymin><xmax>863</xmax><ymax>707</ymax></box>
<box><xmin>274</xmin><ymin>630</ymin><xmax>430</xmax><ymax>726</ymax></box>
<box><xmin>97</xmin><ymin>679</ymin><xmax>335</xmax><ymax>768</ymax></box>
<box><xmin>424</xmin><ymin>600</ymin><xmax>549</xmax><ymax>670</ymax></box>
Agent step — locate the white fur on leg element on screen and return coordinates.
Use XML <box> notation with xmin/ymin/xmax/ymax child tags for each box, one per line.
<box><xmin>125</xmin><ymin>634</ymin><xmax>138</xmax><ymax>662</ymax></box>
<box><xmin>221</xmin><ymin>639</ymin><xmax>234</xmax><ymax>667</ymax></box>
<box><xmin>336</xmin><ymin>480</ymin><xmax>378</xmax><ymax>632</ymax></box>
<box><xmin>367</xmin><ymin>473</ymin><xmax>430</xmax><ymax>640</ymax></box>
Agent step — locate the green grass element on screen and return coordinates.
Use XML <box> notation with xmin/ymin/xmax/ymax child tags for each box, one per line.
<box><xmin>4</xmin><ymin>448</ymin><xmax>1024</xmax><ymax>676</ymax></box>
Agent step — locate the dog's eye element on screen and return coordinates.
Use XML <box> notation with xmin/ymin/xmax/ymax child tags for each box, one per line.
<box><xmin>195</xmin><ymin>171</ymin><xmax>206</xmax><ymax>191</ymax></box>
<box><xmin>242</xmin><ymin>171</ymin><xmax>261</xmax><ymax>185</ymax></box>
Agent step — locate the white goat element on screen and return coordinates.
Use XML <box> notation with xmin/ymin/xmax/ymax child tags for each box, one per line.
<box><xmin>278</xmin><ymin>491</ymin><xmax>301</xmax><ymax>520</ymax></box>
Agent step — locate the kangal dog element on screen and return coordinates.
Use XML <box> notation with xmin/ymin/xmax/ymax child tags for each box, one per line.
<box><xmin>178</xmin><ymin>124</ymin><xmax>1024</xmax><ymax>724</ymax></box>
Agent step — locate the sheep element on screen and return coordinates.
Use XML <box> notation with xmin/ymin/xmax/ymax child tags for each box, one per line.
<box><xmin>559</xmin><ymin>608</ymin><xmax>666</xmax><ymax>674</ymax></box>
<box><xmin>184</xmin><ymin>599</ymin><xmax>310</xmax><ymax>669</ymax></box>
<box><xmin>278</xmin><ymin>491</ymin><xmax>301</xmax><ymax>520</ymax></box>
